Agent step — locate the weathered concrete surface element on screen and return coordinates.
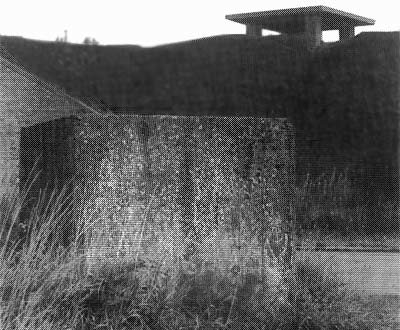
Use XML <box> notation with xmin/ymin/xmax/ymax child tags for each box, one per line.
<box><xmin>20</xmin><ymin>115</ymin><xmax>295</xmax><ymax>271</ymax></box>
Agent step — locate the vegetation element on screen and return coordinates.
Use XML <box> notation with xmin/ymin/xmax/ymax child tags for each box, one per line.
<box><xmin>0</xmin><ymin>177</ymin><xmax>397</xmax><ymax>330</ymax></box>
<box><xmin>1</xmin><ymin>30</ymin><xmax>398</xmax><ymax>329</ymax></box>
<box><xmin>83</xmin><ymin>37</ymin><xmax>99</xmax><ymax>45</ymax></box>
<box><xmin>295</xmin><ymin>170</ymin><xmax>399</xmax><ymax>242</ymax></box>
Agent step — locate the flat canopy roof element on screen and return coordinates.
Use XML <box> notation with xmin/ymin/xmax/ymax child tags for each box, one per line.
<box><xmin>226</xmin><ymin>6</ymin><xmax>375</xmax><ymax>33</ymax></box>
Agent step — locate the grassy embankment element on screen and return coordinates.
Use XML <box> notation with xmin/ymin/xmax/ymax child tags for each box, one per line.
<box><xmin>1</xmin><ymin>177</ymin><xmax>398</xmax><ymax>330</ymax></box>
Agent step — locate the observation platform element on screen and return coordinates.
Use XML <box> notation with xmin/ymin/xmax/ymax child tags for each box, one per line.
<box><xmin>226</xmin><ymin>6</ymin><xmax>375</xmax><ymax>47</ymax></box>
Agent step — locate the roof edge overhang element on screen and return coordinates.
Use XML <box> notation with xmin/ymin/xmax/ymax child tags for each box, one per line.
<box><xmin>0</xmin><ymin>47</ymin><xmax>104</xmax><ymax>115</ymax></box>
<box><xmin>226</xmin><ymin>6</ymin><xmax>375</xmax><ymax>33</ymax></box>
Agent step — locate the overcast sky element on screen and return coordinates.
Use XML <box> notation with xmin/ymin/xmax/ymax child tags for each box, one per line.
<box><xmin>1</xmin><ymin>0</ymin><xmax>398</xmax><ymax>46</ymax></box>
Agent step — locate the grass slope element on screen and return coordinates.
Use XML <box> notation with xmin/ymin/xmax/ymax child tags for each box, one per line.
<box><xmin>1</xmin><ymin>32</ymin><xmax>399</xmax><ymax>213</ymax></box>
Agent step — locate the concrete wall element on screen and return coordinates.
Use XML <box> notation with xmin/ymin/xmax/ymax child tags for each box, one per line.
<box><xmin>20</xmin><ymin>115</ymin><xmax>295</xmax><ymax>265</ymax></box>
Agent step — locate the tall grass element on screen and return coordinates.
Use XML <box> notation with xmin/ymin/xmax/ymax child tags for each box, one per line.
<box><xmin>295</xmin><ymin>170</ymin><xmax>353</xmax><ymax>232</ymax></box>
<box><xmin>295</xmin><ymin>169</ymin><xmax>399</xmax><ymax>243</ymax></box>
<box><xmin>0</xmin><ymin>183</ymin><xmax>386</xmax><ymax>330</ymax></box>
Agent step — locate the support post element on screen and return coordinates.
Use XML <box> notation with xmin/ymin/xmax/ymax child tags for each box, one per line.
<box><xmin>246</xmin><ymin>24</ymin><xmax>262</xmax><ymax>37</ymax></box>
<box><xmin>304</xmin><ymin>14</ymin><xmax>322</xmax><ymax>48</ymax></box>
<box><xmin>339</xmin><ymin>25</ymin><xmax>355</xmax><ymax>40</ymax></box>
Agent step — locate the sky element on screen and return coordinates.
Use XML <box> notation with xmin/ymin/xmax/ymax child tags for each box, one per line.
<box><xmin>0</xmin><ymin>0</ymin><xmax>399</xmax><ymax>47</ymax></box>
